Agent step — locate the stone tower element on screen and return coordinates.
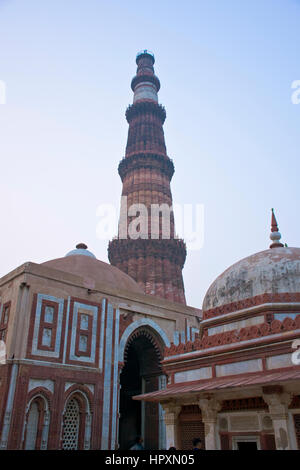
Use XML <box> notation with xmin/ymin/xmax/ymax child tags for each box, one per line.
<box><xmin>108</xmin><ymin>51</ymin><xmax>186</xmax><ymax>304</ymax></box>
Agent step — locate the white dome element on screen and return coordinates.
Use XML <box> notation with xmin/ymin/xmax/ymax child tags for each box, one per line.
<box><xmin>65</xmin><ymin>248</ymin><xmax>96</xmax><ymax>259</ymax></box>
<box><xmin>65</xmin><ymin>243</ymin><xmax>96</xmax><ymax>259</ymax></box>
<box><xmin>203</xmin><ymin>247</ymin><xmax>300</xmax><ymax>312</ymax></box>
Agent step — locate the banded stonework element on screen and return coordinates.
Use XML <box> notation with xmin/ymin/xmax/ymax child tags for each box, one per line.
<box><xmin>108</xmin><ymin>51</ymin><xmax>186</xmax><ymax>304</ymax></box>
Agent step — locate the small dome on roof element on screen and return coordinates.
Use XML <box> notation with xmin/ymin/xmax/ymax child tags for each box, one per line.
<box><xmin>65</xmin><ymin>243</ymin><xmax>96</xmax><ymax>259</ymax></box>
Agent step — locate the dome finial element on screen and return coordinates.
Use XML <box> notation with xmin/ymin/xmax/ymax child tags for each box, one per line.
<box><xmin>270</xmin><ymin>208</ymin><xmax>284</xmax><ymax>249</ymax></box>
<box><xmin>76</xmin><ymin>243</ymin><xmax>88</xmax><ymax>250</ymax></box>
<box><xmin>65</xmin><ymin>243</ymin><xmax>96</xmax><ymax>259</ymax></box>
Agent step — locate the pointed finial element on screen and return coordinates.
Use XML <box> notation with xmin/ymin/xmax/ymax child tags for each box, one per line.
<box><xmin>270</xmin><ymin>208</ymin><xmax>284</xmax><ymax>248</ymax></box>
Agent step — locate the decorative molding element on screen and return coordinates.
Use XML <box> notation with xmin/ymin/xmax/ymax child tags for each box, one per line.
<box><xmin>118</xmin><ymin>153</ymin><xmax>174</xmax><ymax>182</ymax></box>
<box><xmin>126</xmin><ymin>101</ymin><xmax>165</xmax><ymax>123</ymax></box>
<box><xmin>119</xmin><ymin>318</ymin><xmax>170</xmax><ymax>363</ymax></box>
<box><xmin>203</xmin><ymin>293</ymin><xmax>300</xmax><ymax>320</ymax></box>
<box><xmin>164</xmin><ymin>315</ymin><xmax>300</xmax><ymax>357</ymax></box>
<box><xmin>28</xmin><ymin>379</ymin><xmax>54</xmax><ymax>394</ymax></box>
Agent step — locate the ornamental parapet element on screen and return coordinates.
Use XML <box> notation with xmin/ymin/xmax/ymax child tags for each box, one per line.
<box><xmin>121</xmin><ymin>182</ymin><xmax>172</xmax><ymax>199</ymax></box>
<box><xmin>203</xmin><ymin>292</ymin><xmax>300</xmax><ymax>320</ymax></box>
<box><xmin>108</xmin><ymin>238</ymin><xmax>187</xmax><ymax>268</ymax></box>
<box><xmin>164</xmin><ymin>314</ymin><xmax>300</xmax><ymax>357</ymax></box>
<box><xmin>118</xmin><ymin>153</ymin><xmax>174</xmax><ymax>181</ymax></box>
<box><xmin>126</xmin><ymin>100</ymin><xmax>166</xmax><ymax>123</ymax></box>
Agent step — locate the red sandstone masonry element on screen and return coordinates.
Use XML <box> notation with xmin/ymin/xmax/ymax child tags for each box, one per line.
<box><xmin>203</xmin><ymin>292</ymin><xmax>300</xmax><ymax>319</ymax></box>
<box><xmin>164</xmin><ymin>314</ymin><xmax>300</xmax><ymax>357</ymax></box>
<box><xmin>108</xmin><ymin>54</ymin><xmax>186</xmax><ymax>304</ymax></box>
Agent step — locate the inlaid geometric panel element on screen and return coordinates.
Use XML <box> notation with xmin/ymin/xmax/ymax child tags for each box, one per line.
<box><xmin>68</xmin><ymin>302</ymin><xmax>98</xmax><ymax>364</ymax></box>
<box><xmin>80</xmin><ymin>314</ymin><xmax>89</xmax><ymax>330</ymax></box>
<box><xmin>31</xmin><ymin>294</ymin><xmax>64</xmax><ymax>359</ymax></box>
<box><xmin>79</xmin><ymin>334</ymin><xmax>88</xmax><ymax>352</ymax></box>
<box><xmin>44</xmin><ymin>306</ymin><xmax>54</xmax><ymax>323</ymax></box>
<box><xmin>42</xmin><ymin>328</ymin><xmax>52</xmax><ymax>347</ymax></box>
<box><xmin>62</xmin><ymin>398</ymin><xmax>80</xmax><ymax>450</ymax></box>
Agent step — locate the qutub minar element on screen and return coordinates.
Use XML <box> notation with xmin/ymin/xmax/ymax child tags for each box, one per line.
<box><xmin>108</xmin><ymin>51</ymin><xmax>186</xmax><ymax>304</ymax></box>
<box><xmin>0</xmin><ymin>51</ymin><xmax>300</xmax><ymax>451</ymax></box>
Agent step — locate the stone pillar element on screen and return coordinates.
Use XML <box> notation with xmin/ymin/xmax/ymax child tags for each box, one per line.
<box><xmin>161</xmin><ymin>403</ymin><xmax>181</xmax><ymax>449</ymax></box>
<box><xmin>158</xmin><ymin>376</ymin><xmax>167</xmax><ymax>449</ymax></box>
<box><xmin>263</xmin><ymin>388</ymin><xmax>293</xmax><ymax>450</ymax></box>
<box><xmin>40</xmin><ymin>410</ymin><xmax>50</xmax><ymax>450</ymax></box>
<box><xmin>198</xmin><ymin>396</ymin><xmax>221</xmax><ymax>450</ymax></box>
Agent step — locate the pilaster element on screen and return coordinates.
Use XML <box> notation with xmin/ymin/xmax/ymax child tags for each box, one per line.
<box><xmin>198</xmin><ymin>395</ymin><xmax>221</xmax><ymax>450</ymax></box>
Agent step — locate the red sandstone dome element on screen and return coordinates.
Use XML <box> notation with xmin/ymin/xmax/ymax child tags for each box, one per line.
<box><xmin>42</xmin><ymin>244</ymin><xmax>143</xmax><ymax>294</ymax></box>
<box><xmin>203</xmin><ymin>247</ymin><xmax>300</xmax><ymax>312</ymax></box>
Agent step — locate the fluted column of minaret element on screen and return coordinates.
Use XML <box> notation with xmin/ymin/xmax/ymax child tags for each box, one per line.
<box><xmin>108</xmin><ymin>51</ymin><xmax>186</xmax><ymax>304</ymax></box>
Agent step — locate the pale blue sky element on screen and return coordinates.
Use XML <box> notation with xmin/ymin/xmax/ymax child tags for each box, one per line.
<box><xmin>0</xmin><ymin>0</ymin><xmax>299</xmax><ymax>307</ymax></box>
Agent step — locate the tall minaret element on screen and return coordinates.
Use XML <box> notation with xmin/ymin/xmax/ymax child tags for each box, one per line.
<box><xmin>108</xmin><ymin>51</ymin><xmax>186</xmax><ymax>304</ymax></box>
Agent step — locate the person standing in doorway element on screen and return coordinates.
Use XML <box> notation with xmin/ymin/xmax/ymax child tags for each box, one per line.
<box><xmin>192</xmin><ymin>438</ymin><xmax>203</xmax><ymax>450</ymax></box>
<box><xmin>130</xmin><ymin>436</ymin><xmax>144</xmax><ymax>450</ymax></box>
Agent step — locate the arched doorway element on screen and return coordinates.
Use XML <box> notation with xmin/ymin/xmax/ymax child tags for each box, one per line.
<box><xmin>119</xmin><ymin>327</ymin><xmax>164</xmax><ymax>450</ymax></box>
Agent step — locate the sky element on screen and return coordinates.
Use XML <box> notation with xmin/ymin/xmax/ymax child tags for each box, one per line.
<box><xmin>0</xmin><ymin>0</ymin><xmax>299</xmax><ymax>308</ymax></box>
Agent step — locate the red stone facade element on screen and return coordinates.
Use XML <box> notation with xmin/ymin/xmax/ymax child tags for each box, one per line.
<box><xmin>0</xmin><ymin>257</ymin><xmax>199</xmax><ymax>450</ymax></box>
<box><xmin>108</xmin><ymin>52</ymin><xmax>186</xmax><ymax>304</ymax></box>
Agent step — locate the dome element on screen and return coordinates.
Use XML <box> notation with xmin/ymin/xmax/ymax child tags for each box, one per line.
<box><xmin>65</xmin><ymin>243</ymin><xmax>96</xmax><ymax>259</ymax></box>
<box><xmin>203</xmin><ymin>247</ymin><xmax>300</xmax><ymax>313</ymax></box>
<box><xmin>42</xmin><ymin>244</ymin><xmax>143</xmax><ymax>294</ymax></box>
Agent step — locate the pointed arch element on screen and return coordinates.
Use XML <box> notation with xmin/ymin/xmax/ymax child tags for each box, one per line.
<box><xmin>119</xmin><ymin>318</ymin><xmax>170</xmax><ymax>363</ymax></box>
<box><xmin>118</xmin><ymin>318</ymin><xmax>169</xmax><ymax>449</ymax></box>
<box><xmin>23</xmin><ymin>388</ymin><xmax>51</xmax><ymax>450</ymax></box>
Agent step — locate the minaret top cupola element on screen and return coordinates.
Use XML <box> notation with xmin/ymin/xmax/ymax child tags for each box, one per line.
<box><xmin>132</xmin><ymin>50</ymin><xmax>160</xmax><ymax>104</ymax></box>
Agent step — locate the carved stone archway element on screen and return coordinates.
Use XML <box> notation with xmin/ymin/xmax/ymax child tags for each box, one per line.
<box><xmin>119</xmin><ymin>325</ymin><xmax>166</xmax><ymax>450</ymax></box>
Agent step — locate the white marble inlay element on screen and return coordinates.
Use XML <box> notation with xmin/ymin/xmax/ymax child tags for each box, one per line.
<box><xmin>44</xmin><ymin>306</ymin><xmax>54</xmax><ymax>323</ymax></box>
<box><xmin>80</xmin><ymin>314</ymin><xmax>89</xmax><ymax>330</ymax></box>
<box><xmin>174</xmin><ymin>367</ymin><xmax>212</xmax><ymax>383</ymax></box>
<box><xmin>28</xmin><ymin>378</ymin><xmax>54</xmax><ymax>394</ymax></box>
<box><xmin>266</xmin><ymin>353</ymin><xmax>293</xmax><ymax>370</ymax></box>
<box><xmin>65</xmin><ymin>382</ymin><xmax>75</xmax><ymax>392</ymax></box>
<box><xmin>42</xmin><ymin>328</ymin><xmax>52</xmax><ymax>347</ymax></box>
<box><xmin>216</xmin><ymin>359</ymin><xmax>263</xmax><ymax>377</ymax></box>
<box><xmin>79</xmin><ymin>335</ymin><xmax>88</xmax><ymax>352</ymax></box>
